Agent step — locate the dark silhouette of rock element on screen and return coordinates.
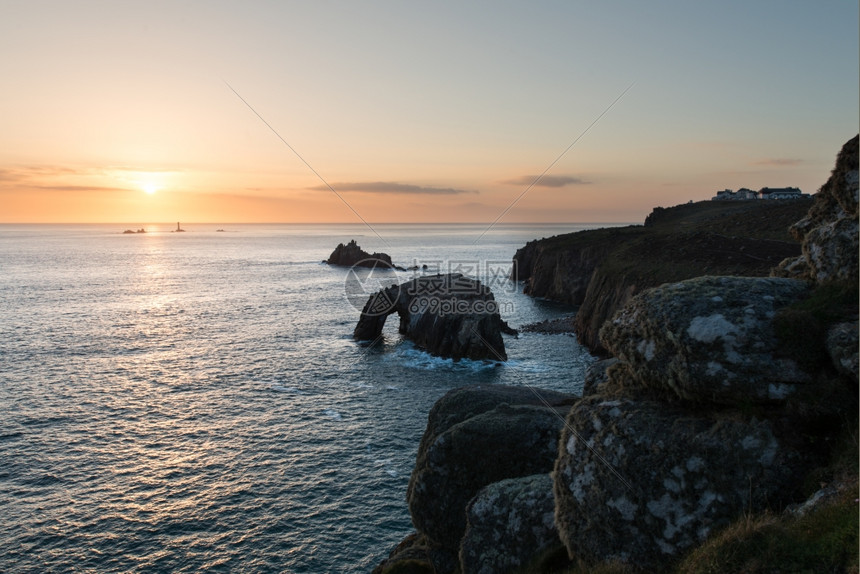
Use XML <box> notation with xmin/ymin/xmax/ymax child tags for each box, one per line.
<box><xmin>353</xmin><ymin>273</ymin><xmax>511</xmax><ymax>361</ymax></box>
<box><xmin>460</xmin><ymin>473</ymin><xmax>558</xmax><ymax>574</ymax></box>
<box><xmin>405</xmin><ymin>385</ymin><xmax>576</xmax><ymax>572</ymax></box>
<box><xmin>326</xmin><ymin>239</ymin><xmax>392</xmax><ymax>267</ymax></box>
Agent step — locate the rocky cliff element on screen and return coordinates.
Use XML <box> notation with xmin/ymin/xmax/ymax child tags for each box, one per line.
<box><xmin>513</xmin><ymin>200</ymin><xmax>810</xmax><ymax>354</ymax></box>
<box><xmin>375</xmin><ymin>136</ymin><xmax>859</xmax><ymax>574</ymax></box>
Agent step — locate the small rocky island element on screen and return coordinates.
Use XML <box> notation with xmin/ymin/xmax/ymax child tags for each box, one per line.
<box><xmin>326</xmin><ymin>239</ymin><xmax>393</xmax><ymax>268</ymax></box>
<box><xmin>354</xmin><ymin>273</ymin><xmax>516</xmax><ymax>361</ymax></box>
<box><xmin>374</xmin><ymin>135</ymin><xmax>859</xmax><ymax>573</ymax></box>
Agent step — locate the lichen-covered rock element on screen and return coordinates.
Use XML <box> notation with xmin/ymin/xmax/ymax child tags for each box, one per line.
<box><xmin>459</xmin><ymin>474</ymin><xmax>558</xmax><ymax>574</ymax></box>
<box><xmin>407</xmin><ymin>391</ymin><xmax>572</xmax><ymax>553</ymax></box>
<box><xmin>826</xmin><ymin>321</ymin><xmax>859</xmax><ymax>381</ymax></box>
<box><xmin>803</xmin><ymin>217</ymin><xmax>859</xmax><ymax>283</ymax></box>
<box><xmin>415</xmin><ymin>385</ymin><xmax>575</xmax><ymax>444</ymax></box>
<box><xmin>599</xmin><ymin>276</ymin><xmax>811</xmax><ymax>404</ymax></box>
<box><xmin>582</xmin><ymin>358</ymin><xmax>618</xmax><ymax>397</ymax></box>
<box><xmin>780</xmin><ymin>135</ymin><xmax>859</xmax><ymax>283</ymax></box>
<box><xmin>553</xmin><ymin>396</ymin><xmax>803</xmax><ymax>570</ymax></box>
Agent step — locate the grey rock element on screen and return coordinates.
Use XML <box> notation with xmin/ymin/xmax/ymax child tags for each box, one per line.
<box><xmin>599</xmin><ymin>276</ymin><xmax>811</xmax><ymax>404</ymax></box>
<box><xmin>803</xmin><ymin>217</ymin><xmax>859</xmax><ymax>283</ymax></box>
<box><xmin>326</xmin><ymin>239</ymin><xmax>393</xmax><ymax>267</ymax></box>
<box><xmin>582</xmin><ymin>358</ymin><xmax>618</xmax><ymax>397</ymax></box>
<box><xmin>407</xmin><ymin>386</ymin><xmax>574</xmax><ymax>553</ymax></box>
<box><xmin>460</xmin><ymin>474</ymin><xmax>558</xmax><ymax>574</ymax></box>
<box><xmin>553</xmin><ymin>396</ymin><xmax>803</xmax><ymax>570</ymax></box>
<box><xmin>784</xmin><ymin>135</ymin><xmax>859</xmax><ymax>284</ymax></box>
<box><xmin>826</xmin><ymin>321</ymin><xmax>859</xmax><ymax>381</ymax></box>
<box><xmin>354</xmin><ymin>273</ymin><xmax>510</xmax><ymax>361</ymax></box>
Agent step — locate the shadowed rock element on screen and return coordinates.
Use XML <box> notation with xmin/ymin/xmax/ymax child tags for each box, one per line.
<box><xmin>406</xmin><ymin>385</ymin><xmax>575</xmax><ymax>572</ymax></box>
<box><xmin>460</xmin><ymin>473</ymin><xmax>559</xmax><ymax>574</ymax></box>
<box><xmin>326</xmin><ymin>239</ymin><xmax>392</xmax><ymax>267</ymax></box>
<box><xmin>554</xmin><ymin>396</ymin><xmax>804</xmax><ymax>569</ymax></box>
<box><xmin>353</xmin><ymin>273</ymin><xmax>514</xmax><ymax>361</ymax></box>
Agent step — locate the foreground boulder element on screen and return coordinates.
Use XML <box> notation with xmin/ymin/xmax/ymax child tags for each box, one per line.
<box><xmin>554</xmin><ymin>396</ymin><xmax>804</xmax><ymax>569</ymax></box>
<box><xmin>326</xmin><ymin>239</ymin><xmax>393</xmax><ymax>267</ymax></box>
<box><xmin>354</xmin><ymin>273</ymin><xmax>515</xmax><ymax>361</ymax></box>
<box><xmin>460</xmin><ymin>474</ymin><xmax>558</xmax><ymax>574</ymax></box>
<box><xmin>403</xmin><ymin>385</ymin><xmax>575</xmax><ymax>572</ymax></box>
<box><xmin>599</xmin><ymin>276</ymin><xmax>811</xmax><ymax>404</ymax></box>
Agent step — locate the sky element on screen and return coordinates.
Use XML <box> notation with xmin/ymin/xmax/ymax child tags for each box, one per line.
<box><xmin>1</xmin><ymin>1</ymin><xmax>857</xmax><ymax>224</ymax></box>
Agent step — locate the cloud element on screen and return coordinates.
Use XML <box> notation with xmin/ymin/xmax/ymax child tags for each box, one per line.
<box><xmin>310</xmin><ymin>181</ymin><xmax>477</xmax><ymax>195</ymax></box>
<box><xmin>29</xmin><ymin>184</ymin><xmax>127</xmax><ymax>192</ymax></box>
<box><xmin>500</xmin><ymin>175</ymin><xmax>591</xmax><ymax>187</ymax></box>
<box><xmin>0</xmin><ymin>166</ymin><xmax>84</xmax><ymax>181</ymax></box>
<box><xmin>752</xmin><ymin>158</ymin><xmax>802</xmax><ymax>167</ymax></box>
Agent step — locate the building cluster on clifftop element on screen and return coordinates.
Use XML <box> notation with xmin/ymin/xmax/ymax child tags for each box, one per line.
<box><xmin>712</xmin><ymin>186</ymin><xmax>808</xmax><ymax>200</ymax></box>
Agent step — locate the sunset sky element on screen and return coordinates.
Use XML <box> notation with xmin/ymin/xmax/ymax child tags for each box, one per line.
<box><xmin>1</xmin><ymin>1</ymin><xmax>857</xmax><ymax>224</ymax></box>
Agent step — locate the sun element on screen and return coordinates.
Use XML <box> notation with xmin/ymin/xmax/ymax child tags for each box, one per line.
<box><xmin>141</xmin><ymin>182</ymin><xmax>160</xmax><ymax>195</ymax></box>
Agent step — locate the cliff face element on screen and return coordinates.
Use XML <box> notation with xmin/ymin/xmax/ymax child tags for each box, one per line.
<box><xmin>513</xmin><ymin>200</ymin><xmax>811</xmax><ymax>353</ymax></box>
<box><xmin>776</xmin><ymin>134</ymin><xmax>859</xmax><ymax>283</ymax></box>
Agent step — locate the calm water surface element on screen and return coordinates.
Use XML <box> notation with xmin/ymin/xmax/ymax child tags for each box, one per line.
<box><xmin>0</xmin><ymin>223</ymin><xmax>604</xmax><ymax>572</ymax></box>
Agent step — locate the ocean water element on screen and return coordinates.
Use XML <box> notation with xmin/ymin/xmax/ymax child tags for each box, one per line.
<box><xmin>0</xmin><ymin>223</ymin><xmax>601</xmax><ymax>573</ymax></box>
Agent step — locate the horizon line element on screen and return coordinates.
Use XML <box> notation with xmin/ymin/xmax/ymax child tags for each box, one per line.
<box><xmin>0</xmin><ymin>220</ymin><xmax>640</xmax><ymax>226</ymax></box>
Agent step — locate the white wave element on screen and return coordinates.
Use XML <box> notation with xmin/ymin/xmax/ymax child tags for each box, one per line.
<box><xmin>391</xmin><ymin>343</ymin><xmax>503</xmax><ymax>372</ymax></box>
<box><xmin>323</xmin><ymin>409</ymin><xmax>342</xmax><ymax>421</ymax></box>
<box><xmin>270</xmin><ymin>385</ymin><xmax>305</xmax><ymax>394</ymax></box>
<box><xmin>386</xmin><ymin>469</ymin><xmax>398</xmax><ymax>478</ymax></box>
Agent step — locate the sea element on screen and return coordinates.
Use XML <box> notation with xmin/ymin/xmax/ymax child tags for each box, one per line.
<box><xmin>0</xmin><ymin>222</ymin><xmax>608</xmax><ymax>573</ymax></box>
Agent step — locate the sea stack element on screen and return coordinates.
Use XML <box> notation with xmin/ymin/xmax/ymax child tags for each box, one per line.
<box><xmin>326</xmin><ymin>239</ymin><xmax>392</xmax><ymax>268</ymax></box>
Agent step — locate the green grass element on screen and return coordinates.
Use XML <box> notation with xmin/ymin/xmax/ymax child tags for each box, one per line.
<box><xmin>773</xmin><ymin>280</ymin><xmax>859</xmax><ymax>372</ymax></box>
<box><xmin>676</xmin><ymin>488</ymin><xmax>858</xmax><ymax>574</ymax></box>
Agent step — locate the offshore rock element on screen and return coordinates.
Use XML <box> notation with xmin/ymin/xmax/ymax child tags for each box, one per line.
<box><xmin>777</xmin><ymin>135</ymin><xmax>859</xmax><ymax>283</ymax></box>
<box><xmin>460</xmin><ymin>474</ymin><xmax>558</xmax><ymax>574</ymax></box>
<box><xmin>326</xmin><ymin>239</ymin><xmax>393</xmax><ymax>267</ymax></box>
<box><xmin>599</xmin><ymin>276</ymin><xmax>811</xmax><ymax>404</ymax></box>
<box><xmin>354</xmin><ymin>273</ymin><xmax>510</xmax><ymax>361</ymax></box>
<box><xmin>406</xmin><ymin>385</ymin><xmax>575</xmax><ymax>562</ymax></box>
<box><xmin>553</xmin><ymin>396</ymin><xmax>803</xmax><ymax>570</ymax></box>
